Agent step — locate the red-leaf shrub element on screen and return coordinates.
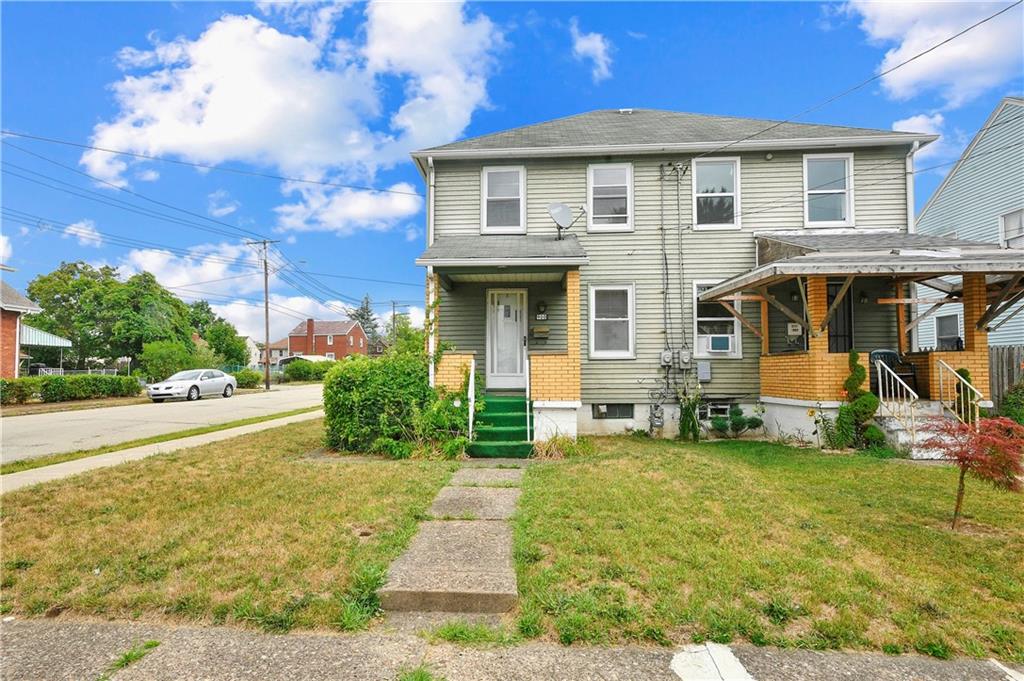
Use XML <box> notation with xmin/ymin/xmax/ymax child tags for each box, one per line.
<box><xmin>921</xmin><ymin>416</ymin><xmax>1024</xmax><ymax>529</ymax></box>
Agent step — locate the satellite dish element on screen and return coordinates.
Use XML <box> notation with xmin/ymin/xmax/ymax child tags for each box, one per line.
<box><xmin>548</xmin><ymin>203</ymin><xmax>574</xmax><ymax>229</ymax></box>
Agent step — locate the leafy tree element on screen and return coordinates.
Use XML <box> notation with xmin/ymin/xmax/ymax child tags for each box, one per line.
<box><xmin>187</xmin><ymin>300</ymin><xmax>225</xmax><ymax>336</ymax></box>
<box><xmin>138</xmin><ymin>341</ymin><xmax>195</xmax><ymax>382</ymax></box>
<box><xmin>921</xmin><ymin>416</ymin><xmax>1024</xmax><ymax>530</ymax></box>
<box><xmin>350</xmin><ymin>295</ymin><xmax>380</xmax><ymax>343</ymax></box>
<box><xmin>385</xmin><ymin>312</ymin><xmax>425</xmax><ymax>357</ymax></box>
<box><xmin>107</xmin><ymin>272</ymin><xmax>194</xmax><ymax>362</ymax></box>
<box><xmin>24</xmin><ymin>262</ymin><xmax>120</xmax><ymax>368</ymax></box>
<box><xmin>204</xmin><ymin>320</ymin><xmax>247</xmax><ymax>366</ymax></box>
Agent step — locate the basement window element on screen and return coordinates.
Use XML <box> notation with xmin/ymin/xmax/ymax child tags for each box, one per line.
<box><xmin>592</xmin><ymin>403</ymin><xmax>634</xmax><ymax>419</ymax></box>
<box><xmin>697</xmin><ymin>402</ymin><xmax>731</xmax><ymax>420</ymax></box>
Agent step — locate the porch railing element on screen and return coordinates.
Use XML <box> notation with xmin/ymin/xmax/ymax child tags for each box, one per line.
<box><xmin>875</xmin><ymin>360</ymin><xmax>918</xmax><ymax>442</ymax></box>
<box><xmin>467</xmin><ymin>359</ymin><xmax>476</xmax><ymax>441</ymax></box>
<box><xmin>524</xmin><ymin>353</ymin><xmax>532</xmax><ymax>441</ymax></box>
<box><xmin>937</xmin><ymin>359</ymin><xmax>981</xmax><ymax>429</ymax></box>
<box><xmin>37</xmin><ymin>368</ymin><xmax>121</xmax><ymax>376</ymax></box>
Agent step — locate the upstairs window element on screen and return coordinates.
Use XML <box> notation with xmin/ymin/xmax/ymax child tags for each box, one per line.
<box><xmin>694</xmin><ymin>282</ymin><xmax>741</xmax><ymax>358</ymax></box>
<box><xmin>481</xmin><ymin>166</ymin><xmax>526</xmax><ymax>233</ymax></box>
<box><xmin>805</xmin><ymin>154</ymin><xmax>854</xmax><ymax>226</ymax></box>
<box><xmin>588</xmin><ymin>163</ymin><xmax>633</xmax><ymax>232</ymax></box>
<box><xmin>1001</xmin><ymin>208</ymin><xmax>1023</xmax><ymax>248</ymax></box>
<box><xmin>693</xmin><ymin>158</ymin><xmax>740</xmax><ymax>229</ymax></box>
<box><xmin>327</xmin><ymin>335</ymin><xmax>333</xmax><ymax>345</ymax></box>
<box><xmin>589</xmin><ymin>284</ymin><xmax>635</xmax><ymax>359</ymax></box>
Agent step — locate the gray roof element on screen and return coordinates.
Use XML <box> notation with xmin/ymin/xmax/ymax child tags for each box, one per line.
<box><xmin>417</xmin><ymin>109</ymin><xmax>932</xmax><ymax>155</ymax></box>
<box><xmin>416</xmin><ymin>234</ymin><xmax>589</xmax><ymax>266</ymax></box>
<box><xmin>0</xmin><ymin>281</ymin><xmax>40</xmax><ymax>313</ymax></box>
<box><xmin>287</xmin><ymin>320</ymin><xmax>357</xmax><ymax>336</ymax></box>
<box><xmin>759</xmin><ymin>231</ymin><xmax>997</xmax><ymax>252</ymax></box>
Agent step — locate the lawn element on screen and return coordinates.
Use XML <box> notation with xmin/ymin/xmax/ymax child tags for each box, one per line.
<box><xmin>0</xmin><ymin>418</ymin><xmax>455</xmax><ymax>631</ymax></box>
<box><xmin>513</xmin><ymin>436</ymin><xmax>1024</xmax><ymax>662</ymax></box>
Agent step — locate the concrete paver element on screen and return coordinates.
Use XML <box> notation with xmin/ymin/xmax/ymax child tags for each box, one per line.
<box><xmin>449</xmin><ymin>467</ymin><xmax>523</xmax><ymax>486</ymax></box>
<box><xmin>428</xmin><ymin>485</ymin><xmax>521</xmax><ymax>519</ymax></box>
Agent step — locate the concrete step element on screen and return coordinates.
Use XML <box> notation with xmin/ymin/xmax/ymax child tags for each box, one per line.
<box><xmin>428</xmin><ymin>486</ymin><xmax>521</xmax><ymax>520</ymax></box>
<box><xmin>450</xmin><ymin>467</ymin><xmax>523</xmax><ymax>486</ymax></box>
<box><xmin>380</xmin><ymin>520</ymin><xmax>517</xmax><ymax>613</ymax></box>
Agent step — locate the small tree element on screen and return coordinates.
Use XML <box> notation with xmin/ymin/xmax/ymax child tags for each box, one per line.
<box><xmin>921</xmin><ymin>416</ymin><xmax>1024</xmax><ymax>530</ymax></box>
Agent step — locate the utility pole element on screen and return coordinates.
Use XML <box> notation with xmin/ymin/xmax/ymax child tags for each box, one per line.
<box><xmin>246</xmin><ymin>239</ymin><xmax>280</xmax><ymax>391</ymax></box>
<box><xmin>390</xmin><ymin>301</ymin><xmax>409</xmax><ymax>346</ymax></box>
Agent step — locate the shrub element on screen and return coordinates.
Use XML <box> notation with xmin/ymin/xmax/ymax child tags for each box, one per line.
<box><xmin>711</xmin><ymin>405</ymin><xmax>762</xmax><ymax>438</ymax></box>
<box><xmin>283</xmin><ymin>359</ymin><xmax>336</xmax><ymax>382</ymax></box>
<box><xmin>0</xmin><ymin>374</ymin><xmax>145</xmax><ymax>404</ymax></box>
<box><xmin>861</xmin><ymin>424</ymin><xmax>887</xmax><ymax>448</ymax></box>
<box><xmin>139</xmin><ymin>341</ymin><xmax>195</xmax><ymax>382</ymax></box>
<box><xmin>0</xmin><ymin>377</ymin><xmax>43</xmax><ymax>405</ymax></box>
<box><xmin>843</xmin><ymin>349</ymin><xmax>867</xmax><ymax>401</ymax></box>
<box><xmin>232</xmin><ymin>368</ymin><xmax>262</xmax><ymax>389</ymax></box>
<box><xmin>1001</xmin><ymin>381</ymin><xmax>1024</xmax><ymax>425</ymax></box>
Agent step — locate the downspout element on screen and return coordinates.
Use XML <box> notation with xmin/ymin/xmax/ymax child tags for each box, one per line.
<box><xmin>906</xmin><ymin>141</ymin><xmax>919</xmax><ymax>234</ymax></box>
<box><xmin>427</xmin><ymin>156</ymin><xmax>437</xmax><ymax>388</ymax></box>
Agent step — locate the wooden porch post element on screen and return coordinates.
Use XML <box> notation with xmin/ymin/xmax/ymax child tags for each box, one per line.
<box><xmin>760</xmin><ymin>299</ymin><xmax>769</xmax><ymax>355</ymax></box>
<box><xmin>894</xmin><ymin>281</ymin><xmax>907</xmax><ymax>354</ymax></box>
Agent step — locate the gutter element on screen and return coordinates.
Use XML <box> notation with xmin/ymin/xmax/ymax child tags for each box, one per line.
<box><xmin>415</xmin><ymin>257</ymin><xmax>590</xmax><ymax>267</ymax></box>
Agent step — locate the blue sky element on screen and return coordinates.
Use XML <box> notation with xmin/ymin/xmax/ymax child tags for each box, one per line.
<box><xmin>2</xmin><ymin>1</ymin><xmax>1021</xmax><ymax>339</ymax></box>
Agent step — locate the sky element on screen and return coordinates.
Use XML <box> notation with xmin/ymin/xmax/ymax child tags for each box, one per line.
<box><xmin>2</xmin><ymin>1</ymin><xmax>1022</xmax><ymax>340</ymax></box>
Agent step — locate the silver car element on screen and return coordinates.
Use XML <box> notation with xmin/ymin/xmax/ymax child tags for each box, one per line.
<box><xmin>147</xmin><ymin>369</ymin><xmax>237</xmax><ymax>403</ymax></box>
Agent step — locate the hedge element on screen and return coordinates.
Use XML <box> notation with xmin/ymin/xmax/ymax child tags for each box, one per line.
<box><xmin>283</xmin><ymin>359</ymin><xmax>337</xmax><ymax>382</ymax></box>
<box><xmin>232</xmin><ymin>368</ymin><xmax>263</xmax><ymax>389</ymax></box>
<box><xmin>0</xmin><ymin>374</ymin><xmax>141</xmax><ymax>405</ymax></box>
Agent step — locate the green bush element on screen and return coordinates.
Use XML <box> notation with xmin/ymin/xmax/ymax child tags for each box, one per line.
<box><xmin>0</xmin><ymin>374</ymin><xmax>141</xmax><ymax>404</ymax></box>
<box><xmin>862</xmin><ymin>424</ymin><xmax>887</xmax><ymax>448</ymax></box>
<box><xmin>232</xmin><ymin>368</ymin><xmax>263</xmax><ymax>389</ymax></box>
<box><xmin>283</xmin><ymin>359</ymin><xmax>337</xmax><ymax>382</ymax></box>
<box><xmin>1001</xmin><ymin>381</ymin><xmax>1024</xmax><ymax>425</ymax></box>
<box><xmin>0</xmin><ymin>377</ymin><xmax>42</xmax><ymax>405</ymax></box>
<box><xmin>710</xmin><ymin>405</ymin><xmax>762</xmax><ymax>438</ymax></box>
<box><xmin>843</xmin><ymin>349</ymin><xmax>867</xmax><ymax>401</ymax></box>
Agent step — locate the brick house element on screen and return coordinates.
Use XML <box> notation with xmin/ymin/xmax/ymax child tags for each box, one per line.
<box><xmin>1</xmin><ymin>280</ymin><xmax>42</xmax><ymax>378</ymax></box>
<box><xmin>287</xmin><ymin>319</ymin><xmax>368</xmax><ymax>360</ymax></box>
<box><xmin>413</xmin><ymin>108</ymin><xmax>1023</xmax><ymax>456</ymax></box>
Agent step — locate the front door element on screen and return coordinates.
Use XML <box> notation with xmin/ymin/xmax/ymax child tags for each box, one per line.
<box><xmin>486</xmin><ymin>289</ymin><xmax>527</xmax><ymax>389</ymax></box>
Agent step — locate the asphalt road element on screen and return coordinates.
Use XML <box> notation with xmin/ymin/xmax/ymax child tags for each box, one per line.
<box><xmin>0</xmin><ymin>384</ymin><xmax>323</xmax><ymax>463</ymax></box>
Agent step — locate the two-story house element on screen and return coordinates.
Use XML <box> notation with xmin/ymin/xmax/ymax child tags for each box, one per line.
<box><xmin>413</xmin><ymin>109</ymin><xmax>1022</xmax><ymax>453</ymax></box>
<box><xmin>287</xmin><ymin>319</ymin><xmax>368</xmax><ymax>360</ymax></box>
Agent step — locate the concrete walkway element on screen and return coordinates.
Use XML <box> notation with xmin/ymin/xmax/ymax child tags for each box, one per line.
<box><xmin>0</xmin><ymin>409</ymin><xmax>324</xmax><ymax>494</ymax></box>
<box><xmin>379</xmin><ymin>459</ymin><xmax>526</xmax><ymax>614</ymax></box>
<box><xmin>2</xmin><ymin>619</ymin><xmax>1019</xmax><ymax>681</ymax></box>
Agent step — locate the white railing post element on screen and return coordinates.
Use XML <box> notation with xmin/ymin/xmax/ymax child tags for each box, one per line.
<box><xmin>525</xmin><ymin>354</ymin><xmax>532</xmax><ymax>442</ymax></box>
<box><xmin>876</xmin><ymin>359</ymin><xmax>919</xmax><ymax>442</ymax></box>
<box><xmin>937</xmin><ymin>359</ymin><xmax>983</xmax><ymax>430</ymax></box>
<box><xmin>467</xmin><ymin>359</ymin><xmax>475</xmax><ymax>441</ymax></box>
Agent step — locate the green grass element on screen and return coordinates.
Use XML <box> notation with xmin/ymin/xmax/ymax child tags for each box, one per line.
<box><xmin>513</xmin><ymin>437</ymin><xmax>1024</xmax><ymax>662</ymax></box>
<box><xmin>96</xmin><ymin>640</ymin><xmax>160</xmax><ymax>680</ymax></box>
<box><xmin>396</xmin><ymin>666</ymin><xmax>446</xmax><ymax>681</ymax></box>
<box><xmin>0</xmin><ymin>418</ymin><xmax>456</xmax><ymax>632</ymax></box>
<box><xmin>0</xmin><ymin>406</ymin><xmax>322</xmax><ymax>475</ymax></box>
<box><xmin>428</xmin><ymin>619</ymin><xmax>517</xmax><ymax>645</ymax></box>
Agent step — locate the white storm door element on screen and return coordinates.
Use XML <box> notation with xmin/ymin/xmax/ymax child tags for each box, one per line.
<box><xmin>486</xmin><ymin>289</ymin><xmax>527</xmax><ymax>389</ymax></box>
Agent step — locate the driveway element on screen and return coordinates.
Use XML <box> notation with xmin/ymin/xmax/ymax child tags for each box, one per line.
<box><xmin>1</xmin><ymin>384</ymin><xmax>323</xmax><ymax>463</ymax></box>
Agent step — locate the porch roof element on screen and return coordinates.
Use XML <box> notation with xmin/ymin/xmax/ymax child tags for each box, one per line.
<box><xmin>415</xmin><ymin>234</ymin><xmax>588</xmax><ymax>268</ymax></box>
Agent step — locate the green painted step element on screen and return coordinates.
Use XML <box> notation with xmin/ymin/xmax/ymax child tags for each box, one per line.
<box><xmin>467</xmin><ymin>441</ymin><xmax>534</xmax><ymax>458</ymax></box>
<box><xmin>482</xmin><ymin>396</ymin><xmax>528</xmax><ymax>414</ymax></box>
<box><xmin>477</xmin><ymin>412</ymin><xmax>525</xmax><ymax>427</ymax></box>
<box><xmin>475</xmin><ymin>425</ymin><xmax>528</xmax><ymax>442</ymax></box>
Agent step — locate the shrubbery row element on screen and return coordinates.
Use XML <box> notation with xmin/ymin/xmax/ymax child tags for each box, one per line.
<box><xmin>282</xmin><ymin>359</ymin><xmax>337</xmax><ymax>382</ymax></box>
<box><xmin>0</xmin><ymin>374</ymin><xmax>141</xmax><ymax>405</ymax></box>
<box><xmin>231</xmin><ymin>368</ymin><xmax>263</xmax><ymax>389</ymax></box>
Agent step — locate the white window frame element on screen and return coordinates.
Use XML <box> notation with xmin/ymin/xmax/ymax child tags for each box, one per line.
<box><xmin>326</xmin><ymin>335</ymin><xmax>333</xmax><ymax>345</ymax></box>
<box><xmin>359</xmin><ymin>338</ymin><xmax>364</xmax><ymax>348</ymax></box>
<box><xmin>480</xmin><ymin>165</ymin><xmax>526</xmax><ymax>234</ymax></box>
<box><xmin>935</xmin><ymin>313</ymin><xmax>961</xmax><ymax>350</ymax></box>
<box><xmin>692</xmin><ymin>157</ymin><xmax>741</xmax><ymax>231</ymax></box>
<box><xmin>999</xmin><ymin>207</ymin><xmax>1023</xmax><ymax>248</ymax></box>
<box><xmin>349</xmin><ymin>335</ymin><xmax>354</xmax><ymax>346</ymax></box>
<box><xmin>588</xmin><ymin>283</ymin><xmax>636</xmax><ymax>359</ymax></box>
<box><xmin>693</xmin><ymin>281</ymin><xmax>743</xmax><ymax>359</ymax></box>
<box><xmin>803</xmin><ymin>153</ymin><xmax>855</xmax><ymax>228</ymax></box>
<box><xmin>325</xmin><ymin>352</ymin><xmax>335</xmax><ymax>360</ymax></box>
<box><xmin>587</xmin><ymin>163</ymin><xmax>634</xmax><ymax>233</ymax></box>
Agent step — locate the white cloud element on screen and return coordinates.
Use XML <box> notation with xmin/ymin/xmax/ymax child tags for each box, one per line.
<box><xmin>118</xmin><ymin>242</ymin><xmax>265</xmax><ymax>298</ymax></box>
<box><xmin>209</xmin><ymin>293</ymin><xmax>352</xmax><ymax>340</ymax></box>
<box><xmin>0</xmin><ymin>234</ymin><xmax>12</xmax><ymax>261</ymax></box>
<box><xmin>569</xmin><ymin>17</ymin><xmax>613</xmax><ymax>83</ymax></box>
<box><xmin>844</xmin><ymin>1</ymin><xmax>1024</xmax><ymax>108</ymax></box>
<box><xmin>379</xmin><ymin>304</ymin><xmax>425</xmax><ymax>332</ymax></box>
<box><xmin>625</xmin><ymin>30</ymin><xmax>647</xmax><ymax>40</ymax></box>
<box><xmin>892</xmin><ymin>112</ymin><xmax>967</xmax><ymax>164</ymax></box>
<box><xmin>62</xmin><ymin>219</ymin><xmax>103</xmax><ymax>248</ymax></box>
<box><xmin>404</xmin><ymin>225</ymin><xmax>421</xmax><ymax>242</ymax></box>
<box><xmin>274</xmin><ymin>182</ymin><xmax>422</xmax><ymax>234</ymax></box>
<box><xmin>135</xmin><ymin>168</ymin><xmax>160</xmax><ymax>182</ymax></box>
<box><xmin>207</xmin><ymin>189</ymin><xmax>240</xmax><ymax>217</ymax></box>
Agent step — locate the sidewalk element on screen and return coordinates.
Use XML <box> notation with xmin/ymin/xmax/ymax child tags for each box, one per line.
<box><xmin>0</xmin><ymin>409</ymin><xmax>323</xmax><ymax>494</ymax></box>
<box><xmin>1</xmin><ymin>619</ymin><xmax>1019</xmax><ymax>681</ymax></box>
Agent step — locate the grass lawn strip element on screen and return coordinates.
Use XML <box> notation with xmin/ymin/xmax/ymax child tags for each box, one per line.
<box><xmin>96</xmin><ymin>640</ymin><xmax>160</xmax><ymax>681</ymax></box>
<box><xmin>0</xmin><ymin>406</ymin><xmax>322</xmax><ymax>475</ymax></box>
<box><xmin>0</xmin><ymin>418</ymin><xmax>456</xmax><ymax>631</ymax></box>
<box><xmin>513</xmin><ymin>437</ymin><xmax>1024</xmax><ymax>662</ymax></box>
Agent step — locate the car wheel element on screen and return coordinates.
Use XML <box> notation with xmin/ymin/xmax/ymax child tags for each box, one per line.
<box><xmin>152</xmin><ymin>398</ymin><xmax>165</xmax><ymax>403</ymax></box>
<box><xmin>187</xmin><ymin>386</ymin><xmax>200</xmax><ymax>401</ymax></box>
<box><xmin>223</xmin><ymin>384</ymin><xmax>234</xmax><ymax>398</ymax></box>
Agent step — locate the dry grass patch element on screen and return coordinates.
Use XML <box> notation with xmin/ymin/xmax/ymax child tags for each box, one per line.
<box><xmin>0</xmin><ymin>418</ymin><xmax>455</xmax><ymax>632</ymax></box>
<box><xmin>513</xmin><ymin>437</ymin><xmax>1024</xmax><ymax>661</ymax></box>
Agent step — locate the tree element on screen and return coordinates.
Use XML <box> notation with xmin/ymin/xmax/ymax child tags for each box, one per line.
<box><xmin>350</xmin><ymin>294</ymin><xmax>380</xmax><ymax>343</ymax></box>
<box><xmin>204</xmin><ymin>320</ymin><xmax>247</xmax><ymax>366</ymax></box>
<box><xmin>385</xmin><ymin>313</ymin><xmax>425</xmax><ymax>357</ymax></box>
<box><xmin>25</xmin><ymin>262</ymin><xmax>120</xmax><ymax>368</ymax></box>
<box><xmin>188</xmin><ymin>300</ymin><xmax>225</xmax><ymax>336</ymax></box>
<box><xmin>138</xmin><ymin>341</ymin><xmax>194</xmax><ymax>382</ymax></box>
<box><xmin>107</xmin><ymin>272</ymin><xmax>194</xmax><ymax>363</ymax></box>
<box><xmin>921</xmin><ymin>416</ymin><xmax>1024</xmax><ymax>530</ymax></box>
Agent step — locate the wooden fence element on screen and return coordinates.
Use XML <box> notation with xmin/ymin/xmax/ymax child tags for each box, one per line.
<box><xmin>990</xmin><ymin>344</ymin><xmax>1024</xmax><ymax>410</ymax></box>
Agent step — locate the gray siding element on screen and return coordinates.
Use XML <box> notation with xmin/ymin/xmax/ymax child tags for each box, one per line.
<box><xmin>915</xmin><ymin>99</ymin><xmax>1024</xmax><ymax>347</ymax></box>
<box><xmin>432</xmin><ymin>145</ymin><xmax>912</xmax><ymax>403</ymax></box>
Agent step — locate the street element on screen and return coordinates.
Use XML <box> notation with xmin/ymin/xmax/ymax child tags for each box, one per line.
<box><xmin>0</xmin><ymin>384</ymin><xmax>323</xmax><ymax>462</ymax></box>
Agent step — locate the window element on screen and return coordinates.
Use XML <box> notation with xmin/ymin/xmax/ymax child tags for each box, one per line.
<box><xmin>1001</xmin><ymin>208</ymin><xmax>1023</xmax><ymax>248</ymax></box>
<box><xmin>327</xmin><ymin>335</ymin><xmax>333</xmax><ymax>345</ymax></box>
<box><xmin>697</xmin><ymin>401</ymin><xmax>731</xmax><ymax>420</ymax></box>
<box><xmin>693</xmin><ymin>158</ymin><xmax>740</xmax><ymax>229</ymax></box>
<box><xmin>935</xmin><ymin>314</ymin><xmax>962</xmax><ymax>351</ymax></box>
<box><xmin>804</xmin><ymin>154</ymin><xmax>854</xmax><ymax>226</ymax></box>
<box><xmin>349</xmin><ymin>335</ymin><xmax>354</xmax><ymax>346</ymax></box>
<box><xmin>359</xmin><ymin>338</ymin><xmax>364</xmax><ymax>348</ymax></box>
<box><xmin>481</xmin><ymin>166</ymin><xmax>525</xmax><ymax>233</ymax></box>
<box><xmin>589</xmin><ymin>284</ymin><xmax>635</xmax><ymax>359</ymax></box>
<box><xmin>587</xmin><ymin>163</ymin><xmax>633</xmax><ymax>231</ymax></box>
<box><xmin>592</xmin><ymin>403</ymin><xmax>634</xmax><ymax>420</ymax></box>
<box><xmin>326</xmin><ymin>352</ymin><xmax>335</xmax><ymax>360</ymax></box>
<box><xmin>694</xmin><ymin>282</ymin><xmax>741</xmax><ymax>358</ymax></box>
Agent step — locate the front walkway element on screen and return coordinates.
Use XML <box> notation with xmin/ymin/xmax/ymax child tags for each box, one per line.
<box><xmin>2</xmin><ymin>619</ymin><xmax>1018</xmax><ymax>681</ymax></box>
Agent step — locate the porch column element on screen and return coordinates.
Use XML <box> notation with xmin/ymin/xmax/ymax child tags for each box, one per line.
<box><xmin>959</xmin><ymin>273</ymin><xmax>991</xmax><ymax>395</ymax></box>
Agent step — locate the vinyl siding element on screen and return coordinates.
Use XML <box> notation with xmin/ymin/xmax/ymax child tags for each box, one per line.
<box><xmin>431</xmin><ymin>144</ymin><xmax>912</xmax><ymax>403</ymax></box>
<box><xmin>915</xmin><ymin>99</ymin><xmax>1024</xmax><ymax>347</ymax></box>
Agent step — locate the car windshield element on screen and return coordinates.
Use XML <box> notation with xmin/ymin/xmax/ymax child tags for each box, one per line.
<box><xmin>166</xmin><ymin>370</ymin><xmax>203</xmax><ymax>381</ymax></box>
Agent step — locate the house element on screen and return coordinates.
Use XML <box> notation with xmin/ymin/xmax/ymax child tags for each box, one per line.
<box><xmin>1</xmin><ymin>280</ymin><xmax>42</xmax><ymax>378</ymax></box>
<box><xmin>412</xmin><ymin>108</ymin><xmax>1022</xmax><ymax>452</ymax></box>
<box><xmin>286</xmin><ymin>319</ymin><xmax>368</xmax><ymax>360</ymax></box>
<box><xmin>914</xmin><ymin>97</ymin><xmax>1023</xmax><ymax>349</ymax></box>
<box><xmin>265</xmin><ymin>338</ymin><xmax>290</xmax><ymax>365</ymax></box>
<box><xmin>240</xmin><ymin>336</ymin><xmax>262</xmax><ymax>368</ymax></box>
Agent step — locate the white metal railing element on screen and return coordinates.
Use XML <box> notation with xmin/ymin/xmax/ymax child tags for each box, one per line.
<box><xmin>467</xmin><ymin>359</ymin><xmax>476</xmax><ymax>440</ymax></box>
<box><xmin>937</xmin><ymin>359</ymin><xmax>982</xmax><ymax>429</ymax></box>
<box><xmin>37</xmin><ymin>368</ymin><xmax>121</xmax><ymax>376</ymax></box>
<box><xmin>875</xmin><ymin>360</ymin><xmax>919</xmax><ymax>442</ymax></box>
<box><xmin>524</xmin><ymin>354</ymin><xmax>532</xmax><ymax>441</ymax></box>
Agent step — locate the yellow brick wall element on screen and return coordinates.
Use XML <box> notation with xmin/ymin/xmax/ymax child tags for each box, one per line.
<box><xmin>436</xmin><ymin>352</ymin><xmax>474</xmax><ymax>393</ymax></box>
<box><xmin>529</xmin><ymin>270</ymin><xmax>581</xmax><ymax>401</ymax></box>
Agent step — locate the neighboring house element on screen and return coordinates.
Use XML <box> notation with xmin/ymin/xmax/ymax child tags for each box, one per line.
<box><xmin>914</xmin><ymin>97</ymin><xmax>1023</xmax><ymax>349</ymax></box>
<box><xmin>1</xmin><ymin>280</ymin><xmax>42</xmax><ymax>378</ymax></box>
<box><xmin>287</xmin><ymin>319</ymin><xmax>368</xmax><ymax>360</ymax></box>
<box><xmin>240</xmin><ymin>336</ymin><xmax>262</xmax><ymax>368</ymax></box>
<box><xmin>263</xmin><ymin>338</ymin><xmax>290</xmax><ymax>366</ymax></box>
<box><xmin>413</xmin><ymin>108</ymin><xmax>1022</xmax><ymax>449</ymax></box>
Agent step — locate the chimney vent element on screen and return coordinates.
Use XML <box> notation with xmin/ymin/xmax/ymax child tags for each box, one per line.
<box><xmin>618</xmin><ymin>108</ymin><xmax>633</xmax><ymax>115</ymax></box>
